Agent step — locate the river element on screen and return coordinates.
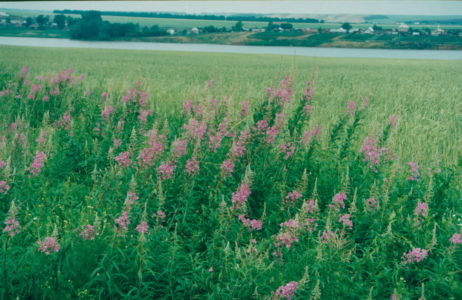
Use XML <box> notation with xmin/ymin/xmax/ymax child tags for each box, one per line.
<box><xmin>1</xmin><ymin>36</ymin><xmax>461</xmax><ymax>60</ymax></box>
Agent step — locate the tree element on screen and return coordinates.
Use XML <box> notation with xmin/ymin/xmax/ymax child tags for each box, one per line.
<box><xmin>232</xmin><ymin>21</ymin><xmax>244</xmax><ymax>32</ymax></box>
<box><xmin>266</xmin><ymin>21</ymin><xmax>279</xmax><ymax>32</ymax></box>
<box><xmin>280</xmin><ymin>23</ymin><xmax>293</xmax><ymax>31</ymax></box>
<box><xmin>372</xmin><ymin>24</ymin><xmax>383</xmax><ymax>31</ymax></box>
<box><xmin>341</xmin><ymin>22</ymin><xmax>352</xmax><ymax>32</ymax></box>
<box><xmin>54</xmin><ymin>14</ymin><xmax>66</xmax><ymax>29</ymax></box>
<box><xmin>25</xmin><ymin>17</ymin><xmax>34</xmax><ymax>27</ymax></box>
<box><xmin>36</xmin><ymin>15</ymin><xmax>49</xmax><ymax>29</ymax></box>
<box><xmin>70</xmin><ymin>11</ymin><xmax>103</xmax><ymax>40</ymax></box>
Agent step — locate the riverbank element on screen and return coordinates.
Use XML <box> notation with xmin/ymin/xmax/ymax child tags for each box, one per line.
<box><xmin>1</xmin><ymin>27</ymin><xmax>462</xmax><ymax>50</ymax></box>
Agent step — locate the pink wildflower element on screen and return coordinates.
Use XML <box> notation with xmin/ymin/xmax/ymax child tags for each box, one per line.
<box><xmin>276</xmin><ymin>231</ymin><xmax>299</xmax><ymax>248</ymax></box>
<box><xmin>115</xmin><ymin>211</ymin><xmax>130</xmax><ymax>231</ymax></box>
<box><xmin>266</xmin><ymin>126</ymin><xmax>278</xmax><ymax>144</ymax></box>
<box><xmin>138</xmin><ymin>110</ymin><xmax>153</xmax><ymax>122</ymax></box>
<box><xmin>231</xmin><ymin>183</ymin><xmax>251</xmax><ymax>207</ymax></box>
<box><xmin>173</xmin><ymin>139</ymin><xmax>188</xmax><ymax>157</ymax></box>
<box><xmin>346</xmin><ymin>101</ymin><xmax>357</xmax><ymax>114</ymax></box>
<box><xmin>238</xmin><ymin>215</ymin><xmax>262</xmax><ymax>231</ymax></box>
<box><xmin>303</xmin><ymin>81</ymin><xmax>313</xmax><ymax>102</ymax></box>
<box><xmin>414</xmin><ymin>201</ymin><xmax>428</xmax><ymax>217</ymax></box>
<box><xmin>339</xmin><ymin>214</ymin><xmax>353</xmax><ymax>229</ymax></box>
<box><xmin>256</xmin><ymin>120</ymin><xmax>269</xmax><ymax>132</ymax></box>
<box><xmin>0</xmin><ymin>160</ymin><xmax>6</xmax><ymax>169</ymax></box>
<box><xmin>183</xmin><ymin>118</ymin><xmax>207</xmax><ymax>140</ymax></box>
<box><xmin>155</xmin><ymin>210</ymin><xmax>166</xmax><ymax>223</ymax></box>
<box><xmin>284</xmin><ymin>190</ymin><xmax>302</xmax><ymax>205</ymax></box>
<box><xmin>449</xmin><ymin>233</ymin><xmax>462</xmax><ymax>245</ymax></box>
<box><xmin>360</xmin><ymin>137</ymin><xmax>388</xmax><ymax>172</ymax></box>
<box><xmin>37</xmin><ymin>237</ymin><xmax>60</xmax><ymax>255</ymax></box>
<box><xmin>280</xmin><ymin>219</ymin><xmax>300</xmax><ymax>229</ymax></box>
<box><xmin>28</xmin><ymin>151</ymin><xmax>46</xmax><ymax>176</ymax></box>
<box><xmin>330</xmin><ymin>193</ymin><xmax>347</xmax><ymax>209</ymax></box>
<box><xmin>42</xmin><ymin>95</ymin><xmax>49</xmax><ymax>102</ymax></box>
<box><xmin>280</xmin><ymin>142</ymin><xmax>296</xmax><ymax>160</ymax></box>
<box><xmin>208</xmin><ymin>132</ymin><xmax>223</xmax><ymax>152</ymax></box>
<box><xmin>3</xmin><ymin>218</ymin><xmax>20</xmax><ymax>237</ymax></box>
<box><xmin>407</xmin><ymin>161</ymin><xmax>420</xmax><ymax>181</ymax></box>
<box><xmin>80</xmin><ymin>225</ymin><xmax>96</xmax><ymax>240</ymax></box>
<box><xmin>321</xmin><ymin>230</ymin><xmax>335</xmax><ymax>243</ymax></box>
<box><xmin>157</xmin><ymin>162</ymin><xmax>176</xmax><ymax>180</ymax></box>
<box><xmin>101</xmin><ymin>106</ymin><xmax>114</xmax><ymax>119</ymax></box>
<box><xmin>136</xmin><ymin>221</ymin><xmax>149</xmax><ymax>234</ymax></box>
<box><xmin>115</xmin><ymin>152</ymin><xmax>132</xmax><ymax>167</ymax></box>
<box><xmin>183</xmin><ymin>99</ymin><xmax>193</xmax><ymax>115</ymax></box>
<box><xmin>275</xmin><ymin>281</ymin><xmax>298</xmax><ymax>300</ymax></box>
<box><xmin>185</xmin><ymin>157</ymin><xmax>200</xmax><ymax>176</ymax></box>
<box><xmin>365</xmin><ymin>197</ymin><xmax>379</xmax><ymax>211</ymax></box>
<box><xmin>0</xmin><ymin>181</ymin><xmax>10</xmax><ymax>194</ymax></box>
<box><xmin>101</xmin><ymin>92</ymin><xmax>108</xmax><ymax>99</ymax></box>
<box><xmin>221</xmin><ymin>159</ymin><xmax>235</xmax><ymax>175</ymax></box>
<box><xmin>402</xmin><ymin>248</ymin><xmax>428</xmax><ymax>264</ymax></box>
<box><xmin>231</xmin><ymin>130</ymin><xmax>249</xmax><ymax>157</ymax></box>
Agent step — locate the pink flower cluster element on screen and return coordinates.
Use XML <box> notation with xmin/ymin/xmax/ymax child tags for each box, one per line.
<box><xmin>301</xmin><ymin>126</ymin><xmax>322</xmax><ymax>145</ymax></box>
<box><xmin>407</xmin><ymin>161</ymin><xmax>421</xmax><ymax>181</ymax></box>
<box><xmin>115</xmin><ymin>211</ymin><xmax>130</xmax><ymax>231</ymax></box>
<box><xmin>183</xmin><ymin>118</ymin><xmax>207</xmax><ymax>141</ymax></box>
<box><xmin>284</xmin><ymin>190</ymin><xmax>302</xmax><ymax>205</ymax></box>
<box><xmin>29</xmin><ymin>151</ymin><xmax>46</xmax><ymax>176</ymax></box>
<box><xmin>276</xmin><ymin>219</ymin><xmax>301</xmax><ymax>249</ymax></box>
<box><xmin>339</xmin><ymin>214</ymin><xmax>353</xmax><ymax>229</ymax></box>
<box><xmin>389</xmin><ymin>114</ymin><xmax>398</xmax><ymax>128</ymax></box>
<box><xmin>185</xmin><ymin>157</ymin><xmax>200</xmax><ymax>175</ymax></box>
<box><xmin>115</xmin><ymin>152</ymin><xmax>132</xmax><ymax>167</ymax></box>
<box><xmin>275</xmin><ymin>281</ymin><xmax>298</xmax><ymax>300</ymax></box>
<box><xmin>221</xmin><ymin>159</ymin><xmax>235</xmax><ymax>175</ymax></box>
<box><xmin>360</xmin><ymin>137</ymin><xmax>388</xmax><ymax>172</ymax></box>
<box><xmin>414</xmin><ymin>201</ymin><xmax>428</xmax><ymax>218</ymax></box>
<box><xmin>280</xmin><ymin>142</ymin><xmax>296</xmax><ymax>160</ymax></box>
<box><xmin>237</xmin><ymin>215</ymin><xmax>262</xmax><ymax>231</ymax></box>
<box><xmin>136</xmin><ymin>221</ymin><xmax>149</xmax><ymax>234</ymax></box>
<box><xmin>121</xmin><ymin>86</ymin><xmax>148</xmax><ymax>107</ymax></box>
<box><xmin>321</xmin><ymin>230</ymin><xmax>336</xmax><ymax>243</ymax></box>
<box><xmin>345</xmin><ymin>101</ymin><xmax>357</xmax><ymax>114</ymax></box>
<box><xmin>402</xmin><ymin>248</ymin><xmax>428</xmax><ymax>264</ymax></box>
<box><xmin>101</xmin><ymin>106</ymin><xmax>114</xmax><ymax>119</ymax></box>
<box><xmin>80</xmin><ymin>224</ymin><xmax>96</xmax><ymax>240</ymax></box>
<box><xmin>267</xmin><ymin>76</ymin><xmax>293</xmax><ymax>104</ymax></box>
<box><xmin>157</xmin><ymin>162</ymin><xmax>176</xmax><ymax>180</ymax></box>
<box><xmin>330</xmin><ymin>193</ymin><xmax>347</xmax><ymax>209</ymax></box>
<box><xmin>231</xmin><ymin>183</ymin><xmax>251</xmax><ymax>208</ymax></box>
<box><xmin>365</xmin><ymin>197</ymin><xmax>379</xmax><ymax>212</ymax></box>
<box><xmin>138</xmin><ymin>130</ymin><xmax>165</xmax><ymax>166</ymax></box>
<box><xmin>37</xmin><ymin>237</ymin><xmax>60</xmax><ymax>255</ymax></box>
<box><xmin>173</xmin><ymin>139</ymin><xmax>188</xmax><ymax>157</ymax></box>
<box><xmin>449</xmin><ymin>233</ymin><xmax>462</xmax><ymax>245</ymax></box>
<box><xmin>138</xmin><ymin>110</ymin><xmax>153</xmax><ymax>122</ymax></box>
<box><xmin>3</xmin><ymin>218</ymin><xmax>20</xmax><ymax>237</ymax></box>
<box><xmin>231</xmin><ymin>130</ymin><xmax>250</xmax><ymax>158</ymax></box>
<box><xmin>0</xmin><ymin>181</ymin><xmax>10</xmax><ymax>194</ymax></box>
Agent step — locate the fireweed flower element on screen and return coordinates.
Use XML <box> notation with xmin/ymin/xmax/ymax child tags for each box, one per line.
<box><xmin>173</xmin><ymin>139</ymin><xmax>188</xmax><ymax>157</ymax></box>
<box><xmin>115</xmin><ymin>211</ymin><xmax>130</xmax><ymax>231</ymax></box>
<box><xmin>231</xmin><ymin>130</ymin><xmax>249</xmax><ymax>158</ymax></box>
<box><xmin>28</xmin><ymin>151</ymin><xmax>46</xmax><ymax>176</ymax></box>
<box><xmin>183</xmin><ymin>118</ymin><xmax>207</xmax><ymax>140</ymax></box>
<box><xmin>185</xmin><ymin>157</ymin><xmax>200</xmax><ymax>176</ymax></box>
<box><xmin>154</xmin><ymin>210</ymin><xmax>166</xmax><ymax>223</ymax></box>
<box><xmin>115</xmin><ymin>152</ymin><xmax>132</xmax><ymax>167</ymax></box>
<box><xmin>208</xmin><ymin>132</ymin><xmax>223</xmax><ymax>152</ymax></box>
<box><xmin>0</xmin><ymin>159</ymin><xmax>6</xmax><ymax>169</ymax></box>
<box><xmin>280</xmin><ymin>219</ymin><xmax>301</xmax><ymax>230</ymax></box>
<box><xmin>407</xmin><ymin>161</ymin><xmax>421</xmax><ymax>181</ymax></box>
<box><xmin>138</xmin><ymin>110</ymin><xmax>153</xmax><ymax>122</ymax></box>
<box><xmin>232</xmin><ymin>183</ymin><xmax>251</xmax><ymax>208</ymax></box>
<box><xmin>321</xmin><ymin>230</ymin><xmax>335</xmax><ymax>243</ymax></box>
<box><xmin>402</xmin><ymin>248</ymin><xmax>428</xmax><ymax>264</ymax></box>
<box><xmin>237</xmin><ymin>215</ymin><xmax>262</xmax><ymax>231</ymax></box>
<box><xmin>136</xmin><ymin>221</ymin><xmax>149</xmax><ymax>234</ymax></box>
<box><xmin>37</xmin><ymin>237</ymin><xmax>60</xmax><ymax>255</ymax></box>
<box><xmin>280</xmin><ymin>143</ymin><xmax>296</xmax><ymax>160</ymax></box>
<box><xmin>266</xmin><ymin>126</ymin><xmax>278</xmax><ymax>144</ymax></box>
<box><xmin>275</xmin><ymin>281</ymin><xmax>298</xmax><ymax>300</ymax></box>
<box><xmin>365</xmin><ymin>197</ymin><xmax>379</xmax><ymax>212</ymax></box>
<box><xmin>330</xmin><ymin>193</ymin><xmax>347</xmax><ymax>209</ymax></box>
<box><xmin>303</xmin><ymin>81</ymin><xmax>313</xmax><ymax>102</ymax></box>
<box><xmin>346</xmin><ymin>101</ymin><xmax>357</xmax><ymax>114</ymax></box>
<box><xmin>157</xmin><ymin>162</ymin><xmax>176</xmax><ymax>180</ymax></box>
<box><xmin>101</xmin><ymin>92</ymin><xmax>108</xmax><ymax>99</ymax></box>
<box><xmin>80</xmin><ymin>225</ymin><xmax>96</xmax><ymax>240</ymax></box>
<box><xmin>449</xmin><ymin>233</ymin><xmax>462</xmax><ymax>245</ymax></box>
<box><xmin>339</xmin><ymin>214</ymin><xmax>353</xmax><ymax>229</ymax></box>
<box><xmin>101</xmin><ymin>106</ymin><xmax>114</xmax><ymax>119</ymax></box>
<box><xmin>284</xmin><ymin>190</ymin><xmax>302</xmax><ymax>205</ymax></box>
<box><xmin>0</xmin><ymin>181</ymin><xmax>10</xmax><ymax>194</ymax></box>
<box><xmin>414</xmin><ymin>201</ymin><xmax>428</xmax><ymax>218</ymax></box>
<box><xmin>221</xmin><ymin>159</ymin><xmax>235</xmax><ymax>175</ymax></box>
<box><xmin>360</xmin><ymin>137</ymin><xmax>388</xmax><ymax>172</ymax></box>
<box><xmin>124</xmin><ymin>191</ymin><xmax>139</xmax><ymax>211</ymax></box>
<box><xmin>3</xmin><ymin>218</ymin><xmax>20</xmax><ymax>237</ymax></box>
<box><xmin>301</xmin><ymin>126</ymin><xmax>322</xmax><ymax>145</ymax></box>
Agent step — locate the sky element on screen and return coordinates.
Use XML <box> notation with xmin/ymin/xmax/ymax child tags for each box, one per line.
<box><xmin>1</xmin><ymin>1</ymin><xmax>462</xmax><ymax>16</ymax></box>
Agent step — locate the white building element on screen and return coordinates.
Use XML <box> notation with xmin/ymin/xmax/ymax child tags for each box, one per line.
<box><xmin>330</xmin><ymin>28</ymin><xmax>347</xmax><ymax>33</ymax></box>
<box><xmin>397</xmin><ymin>23</ymin><xmax>409</xmax><ymax>32</ymax></box>
<box><xmin>167</xmin><ymin>28</ymin><xmax>175</xmax><ymax>35</ymax></box>
<box><xmin>191</xmin><ymin>27</ymin><xmax>199</xmax><ymax>34</ymax></box>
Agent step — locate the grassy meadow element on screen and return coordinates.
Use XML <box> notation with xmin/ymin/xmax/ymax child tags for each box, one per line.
<box><xmin>0</xmin><ymin>45</ymin><xmax>461</xmax><ymax>299</ymax></box>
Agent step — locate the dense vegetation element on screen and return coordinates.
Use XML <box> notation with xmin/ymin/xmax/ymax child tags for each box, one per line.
<box><xmin>54</xmin><ymin>9</ymin><xmax>324</xmax><ymax>24</ymax></box>
<box><xmin>0</xmin><ymin>46</ymin><xmax>461</xmax><ymax>299</ymax></box>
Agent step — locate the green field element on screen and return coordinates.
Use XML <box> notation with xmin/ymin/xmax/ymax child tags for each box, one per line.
<box><xmin>0</xmin><ymin>45</ymin><xmax>461</xmax><ymax>299</ymax></box>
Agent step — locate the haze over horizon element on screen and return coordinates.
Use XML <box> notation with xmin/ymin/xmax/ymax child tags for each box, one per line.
<box><xmin>1</xmin><ymin>1</ymin><xmax>462</xmax><ymax>16</ymax></box>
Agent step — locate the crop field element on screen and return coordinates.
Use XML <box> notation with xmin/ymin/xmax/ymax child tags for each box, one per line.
<box><xmin>0</xmin><ymin>45</ymin><xmax>461</xmax><ymax>299</ymax></box>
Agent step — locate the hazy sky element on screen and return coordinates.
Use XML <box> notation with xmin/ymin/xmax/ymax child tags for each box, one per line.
<box><xmin>1</xmin><ymin>1</ymin><xmax>462</xmax><ymax>16</ymax></box>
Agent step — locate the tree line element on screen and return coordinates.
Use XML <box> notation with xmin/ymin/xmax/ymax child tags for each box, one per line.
<box><xmin>54</xmin><ymin>9</ymin><xmax>324</xmax><ymax>23</ymax></box>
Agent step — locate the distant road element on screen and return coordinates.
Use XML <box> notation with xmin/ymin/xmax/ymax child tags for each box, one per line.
<box><xmin>1</xmin><ymin>36</ymin><xmax>462</xmax><ymax>60</ymax></box>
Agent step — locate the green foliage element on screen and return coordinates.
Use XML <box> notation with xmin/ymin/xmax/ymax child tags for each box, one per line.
<box><xmin>0</xmin><ymin>46</ymin><xmax>460</xmax><ymax>299</ymax></box>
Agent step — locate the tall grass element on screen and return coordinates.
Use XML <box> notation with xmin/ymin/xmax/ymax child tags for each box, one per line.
<box><xmin>0</xmin><ymin>45</ymin><xmax>461</xmax><ymax>299</ymax></box>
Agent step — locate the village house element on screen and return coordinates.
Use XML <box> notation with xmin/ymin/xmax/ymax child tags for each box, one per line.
<box><xmin>166</xmin><ymin>28</ymin><xmax>175</xmax><ymax>35</ymax></box>
<box><xmin>397</xmin><ymin>23</ymin><xmax>409</xmax><ymax>32</ymax></box>
<box><xmin>190</xmin><ymin>27</ymin><xmax>199</xmax><ymax>34</ymax></box>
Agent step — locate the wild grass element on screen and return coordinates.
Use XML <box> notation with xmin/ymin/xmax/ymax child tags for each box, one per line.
<box><xmin>0</xmin><ymin>45</ymin><xmax>461</xmax><ymax>299</ymax></box>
